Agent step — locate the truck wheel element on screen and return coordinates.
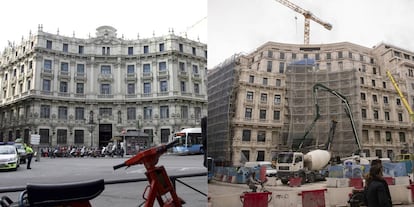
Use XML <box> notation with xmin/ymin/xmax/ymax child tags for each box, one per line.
<box><xmin>281</xmin><ymin>179</ymin><xmax>288</xmax><ymax>185</ymax></box>
<box><xmin>300</xmin><ymin>173</ymin><xmax>306</xmax><ymax>185</ymax></box>
<box><xmin>308</xmin><ymin>173</ymin><xmax>316</xmax><ymax>183</ymax></box>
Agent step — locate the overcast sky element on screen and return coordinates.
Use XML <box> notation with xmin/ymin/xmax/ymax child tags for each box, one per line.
<box><xmin>208</xmin><ymin>0</ymin><xmax>414</xmax><ymax>68</ymax></box>
<box><xmin>0</xmin><ymin>0</ymin><xmax>206</xmax><ymax>52</ymax></box>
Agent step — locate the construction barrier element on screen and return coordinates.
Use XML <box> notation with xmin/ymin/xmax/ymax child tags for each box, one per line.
<box><xmin>240</xmin><ymin>192</ymin><xmax>272</xmax><ymax>207</ymax></box>
<box><xmin>299</xmin><ymin>189</ymin><xmax>327</xmax><ymax>207</ymax></box>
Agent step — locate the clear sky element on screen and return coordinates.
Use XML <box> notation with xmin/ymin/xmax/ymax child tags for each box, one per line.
<box><xmin>0</xmin><ymin>0</ymin><xmax>206</xmax><ymax>52</ymax></box>
<box><xmin>208</xmin><ymin>0</ymin><xmax>414</xmax><ymax>68</ymax></box>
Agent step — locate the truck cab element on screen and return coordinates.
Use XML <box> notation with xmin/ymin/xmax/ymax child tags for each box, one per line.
<box><xmin>276</xmin><ymin>152</ymin><xmax>304</xmax><ymax>184</ymax></box>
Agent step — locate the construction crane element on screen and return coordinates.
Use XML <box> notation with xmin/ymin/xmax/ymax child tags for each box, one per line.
<box><xmin>274</xmin><ymin>0</ymin><xmax>332</xmax><ymax>44</ymax></box>
<box><xmin>386</xmin><ymin>70</ymin><xmax>414</xmax><ymax>121</ymax></box>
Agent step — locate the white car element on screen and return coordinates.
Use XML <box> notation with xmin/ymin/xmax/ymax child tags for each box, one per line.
<box><xmin>245</xmin><ymin>161</ymin><xmax>278</xmax><ymax>177</ymax></box>
<box><xmin>0</xmin><ymin>144</ymin><xmax>20</xmax><ymax>171</ymax></box>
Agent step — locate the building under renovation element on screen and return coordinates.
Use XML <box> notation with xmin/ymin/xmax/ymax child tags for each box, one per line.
<box><xmin>208</xmin><ymin>41</ymin><xmax>414</xmax><ymax>165</ymax></box>
<box><xmin>0</xmin><ymin>25</ymin><xmax>207</xmax><ymax>147</ymax></box>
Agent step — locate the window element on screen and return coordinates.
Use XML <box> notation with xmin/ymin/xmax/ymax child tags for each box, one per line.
<box><xmin>397</xmin><ymin>98</ymin><xmax>401</xmax><ymax>106</ymax></box>
<box><xmin>58</xmin><ymin>106</ymin><xmax>68</xmax><ymax>120</ymax></box>
<box><xmin>338</xmin><ymin>61</ymin><xmax>343</xmax><ymax>70</ymax></box>
<box><xmin>180</xmin><ymin>81</ymin><xmax>186</xmax><ymax>92</ymax></box>
<box><xmin>77</xmin><ymin>64</ymin><xmax>85</xmax><ymax>74</ymax></box>
<box><xmin>386</xmin><ymin>131</ymin><xmax>392</xmax><ymax>143</ymax></box>
<box><xmin>143</xmin><ymin>64</ymin><xmax>151</xmax><ymax>73</ymax></box>
<box><xmin>179</xmin><ymin>62</ymin><xmax>185</xmax><ymax>71</ymax></box>
<box><xmin>40</xmin><ymin>105</ymin><xmax>50</xmax><ymax>118</ymax></box>
<box><xmin>127</xmin><ymin>107</ymin><xmax>136</xmax><ymax>120</ymax></box>
<box><xmin>192</xmin><ymin>65</ymin><xmax>199</xmax><ymax>74</ymax></box>
<box><xmin>74</xmin><ymin>130</ymin><xmax>84</xmax><ymax>144</ymax></box>
<box><xmin>327</xmin><ymin>63</ymin><xmax>332</xmax><ymax>71</ymax></box>
<box><xmin>375</xmin><ymin>150</ymin><xmax>382</xmax><ymax>158</ymax></box>
<box><xmin>194</xmin><ymin>83</ymin><xmax>200</xmax><ymax>94</ymax></box>
<box><xmin>360</xmin><ymin>77</ymin><xmax>364</xmax><ymax>84</ymax></box>
<box><xmin>262</xmin><ymin>78</ymin><xmax>268</xmax><ymax>85</ymax></box>
<box><xmin>383</xmin><ymin>96</ymin><xmax>388</xmax><ymax>104</ymax></box>
<box><xmin>179</xmin><ymin>44</ymin><xmax>183</xmax><ymax>52</ymax></box>
<box><xmin>249</xmin><ymin>75</ymin><xmax>254</xmax><ymax>83</ymax></box>
<box><xmin>280</xmin><ymin>52</ymin><xmax>285</xmax><ymax>59</ymax></box>
<box><xmin>127</xmin><ymin>65</ymin><xmax>135</xmax><ymax>74</ymax></box>
<box><xmin>20</xmin><ymin>65</ymin><xmax>25</xmax><ymax>73</ymax></box>
<box><xmin>257</xmin><ymin>151</ymin><xmax>265</xmax><ymax>161</ymax></box>
<box><xmin>102</xmin><ymin>47</ymin><xmax>105</xmax><ymax>55</ymax></box>
<box><xmin>128</xmin><ymin>47</ymin><xmax>133</xmax><ymax>55</ymax></box>
<box><xmin>127</xmin><ymin>83</ymin><xmax>135</xmax><ymax>94</ymax></box>
<box><xmin>192</xmin><ymin>47</ymin><xmax>196</xmax><ymax>55</ymax></box>
<box><xmin>159</xmin><ymin>43</ymin><xmax>164</xmax><ymax>52</ymax></box>
<box><xmin>100</xmin><ymin>84</ymin><xmax>111</xmax><ymax>94</ymax></box>
<box><xmin>42</xmin><ymin>79</ymin><xmax>51</xmax><ymax>91</ymax></box>
<box><xmin>399</xmin><ymin>132</ymin><xmax>406</xmax><ymax>143</ymax></box>
<box><xmin>398</xmin><ymin>113</ymin><xmax>403</xmax><ymax>122</ymax></box>
<box><xmin>245</xmin><ymin>108</ymin><xmax>252</xmax><ymax>119</ymax></box>
<box><xmin>106</xmin><ymin>47</ymin><xmax>110</xmax><ymax>55</ymax></box>
<box><xmin>315</xmin><ymin>53</ymin><xmax>319</xmax><ymax>60</ymax></box>
<box><xmin>101</xmin><ymin>65</ymin><xmax>111</xmax><ymax>74</ymax></box>
<box><xmin>75</xmin><ymin>107</ymin><xmax>84</xmax><ymax>120</ymax></box>
<box><xmin>99</xmin><ymin>108</ymin><xmax>112</xmax><ymax>116</ymax></box>
<box><xmin>159</xmin><ymin>62</ymin><xmax>167</xmax><ymax>71</ymax></box>
<box><xmin>241</xmin><ymin>150</ymin><xmax>250</xmax><ymax>162</ymax></box>
<box><xmin>360</xmin><ymin>54</ymin><xmax>364</xmax><ymax>61</ymax></box>
<box><xmin>29</xmin><ymin>61</ymin><xmax>33</xmax><ymax>69</ymax></box>
<box><xmin>160</xmin><ymin>81</ymin><xmax>168</xmax><ymax>92</ymax></box>
<box><xmin>60</xmin><ymin>81</ymin><xmax>68</xmax><ymax>93</ymax></box>
<box><xmin>46</xmin><ymin>40</ymin><xmax>52</xmax><ymax>49</ymax></box>
<box><xmin>385</xmin><ymin>111</ymin><xmax>390</xmax><ymax>121</ymax></box>
<box><xmin>267</xmin><ymin>61</ymin><xmax>272</xmax><ymax>72</ymax></box>
<box><xmin>373</xmin><ymin>110</ymin><xmax>379</xmax><ymax>120</ymax></box>
<box><xmin>247</xmin><ymin>91</ymin><xmax>253</xmax><ymax>100</ymax></box>
<box><xmin>260</xmin><ymin>93</ymin><xmax>267</xmax><ymax>102</ymax></box>
<box><xmin>279</xmin><ymin>62</ymin><xmax>284</xmax><ymax>73</ymax></box>
<box><xmin>181</xmin><ymin>106</ymin><xmax>188</xmax><ymax>119</ymax></box>
<box><xmin>274</xmin><ymin>95</ymin><xmax>281</xmax><ymax>105</ymax></box>
<box><xmin>61</xmin><ymin>62</ymin><xmax>69</xmax><ymax>72</ymax></box>
<box><xmin>326</xmin><ymin>52</ymin><xmax>331</xmax><ymax>60</ymax></box>
<box><xmin>276</xmin><ymin>79</ymin><xmax>281</xmax><ymax>87</ymax></box>
<box><xmin>242</xmin><ymin>130</ymin><xmax>251</xmax><ymax>141</ymax></box>
<box><xmin>143</xmin><ymin>106</ymin><xmax>152</xmax><ymax>119</ymax></box>
<box><xmin>273</xmin><ymin>110</ymin><xmax>280</xmax><ymax>120</ymax></box>
<box><xmin>360</xmin><ymin>93</ymin><xmax>366</xmax><ymax>101</ymax></box>
<box><xmin>44</xmin><ymin>59</ymin><xmax>52</xmax><ymax>71</ymax></box>
<box><xmin>195</xmin><ymin>107</ymin><xmax>201</xmax><ymax>120</ymax></box>
<box><xmin>373</xmin><ymin>67</ymin><xmax>377</xmax><ymax>74</ymax></box>
<box><xmin>361</xmin><ymin>109</ymin><xmax>367</xmax><ymax>119</ymax></box>
<box><xmin>78</xmin><ymin>45</ymin><xmax>84</xmax><ymax>54</ymax></box>
<box><xmin>143</xmin><ymin>45</ymin><xmax>149</xmax><ymax>54</ymax></box>
<box><xmin>76</xmin><ymin>83</ymin><xmax>84</xmax><ymax>94</ymax></box>
<box><xmin>144</xmin><ymin>82</ymin><xmax>151</xmax><ymax>94</ymax></box>
<box><xmin>57</xmin><ymin>129</ymin><xmax>67</xmax><ymax>145</ymax></box>
<box><xmin>63</xmin><ymin>43</ymin><xmax>68</xmax><ymax>52</ymax></box>
<box><xmin>257</xmin><ymin>131</ymin><xmax>266</xmax><ymax>142</ymax></box>
<box><xmin>383</xmin><ymin>81</ymin><xmax>386</xmax><ymax>89</ymax></box>
<box><xmin>259</xmin><ymin>110</ymin><xmax>266</xmax><ymax>120</ymax></box>
<box><xmin>372</xmin><ymin>79</ymin><xmax>376</xmax><ymax>87</ymax></box>
<box><xmin>338</xmin><ymin>51</ymin><xmax>343</xmax><ymax>58</ymax></box>
<box><xmin>160</xmin><ymin>106</ymin><xmax>169</xmax><ymax>118</ymax></box>
<box><xmin>373</xmin><ymin>95</ymin><xmax>378</xmax><ymax>103</ymax></box>
<box><xmin>27</xmin><ymin>80</ymin><xmax>31</xmax><ymax>91</ymax></box>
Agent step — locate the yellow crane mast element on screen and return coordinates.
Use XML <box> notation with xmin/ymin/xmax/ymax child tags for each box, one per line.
<box><xmin>274</xmin><ymin>0</ymin><xmax>332</xmax><ymax>44</ymax></box>
<box><xmin>386</xmin><ymin>70</ymin><xmax>414</xmax><ymax>121</ymax></box>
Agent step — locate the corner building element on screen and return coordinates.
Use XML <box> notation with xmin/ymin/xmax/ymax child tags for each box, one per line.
<box><xmin>0</xmin><ymin>26</ymin><xmax>207</xmax><ymax>147</ymax></box>
<box><xmin>208</xmin><ymin>41</ymin><xmax>414</xmax><ymax>165</ymax></box>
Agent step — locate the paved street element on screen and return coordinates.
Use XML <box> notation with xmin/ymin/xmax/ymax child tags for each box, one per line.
<box><xmin>0</xmin><ymin>154</ymin><xmax>207</xmax><ymax>206</ymax></box>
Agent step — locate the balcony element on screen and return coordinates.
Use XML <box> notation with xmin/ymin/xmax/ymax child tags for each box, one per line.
<box><xmin>157</xmin><ymin>70</ymin><xmax>169</xmax><ymax>79</ymax></box>
<box><xmin>75</xmin><ymin>73</ymin><xmax>87</xmax><ymax>81</ymax></box>
<box><xmin>126</xmin><ymin>73</ymin><xmax>137</xmax><ymax>81</ymax></box>
<box><xmin>192</xmin><ymin>73</ymin><xmax>201</xmax><ymax>81</ymax></box>
<box><xmin>157</xmin><ymin>92</ymin><xmax>168</xmax><ymax>96</ymax></box>
<box><xmin>98</xmin><ymin>74</ymin><xmax>113</xmax><ymax>82</ymax></box>
<box><xmin>58</xmin><ymin>92</ymin><xmax>70</xmax><ymax>97</ymax></box>
<box><xmin>125</xmin><ymin>94</ymin><xmax>137</xmax><ymax>98</ymax></box>
<box><xmin>141</xmin><ymin>72</ymin><xmax>153</xmax><ymax>81</ymax></box>
<box><xmin>41</xmin><ymin>68</ymin><xmax>54</xmax><ymax>78</ymax></box>
<box><xmin>58</xmin><ymin>71</ymin><xmax>70</xmax><ymax>80</ymax></box>
<box><xmin>97</xmin><ymin>94</ymin><xmax>114</xmax><ymax>98</ymax></box>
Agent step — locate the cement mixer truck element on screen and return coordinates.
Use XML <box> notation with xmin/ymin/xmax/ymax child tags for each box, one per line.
<box><xmin>277</xmin><ymin>83</ymin><xmax>362</xmax><ymax>185</ymax></box>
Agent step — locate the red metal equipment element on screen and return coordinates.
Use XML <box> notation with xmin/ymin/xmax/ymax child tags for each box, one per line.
<box><xmin>113</xmin><ymin>139</ymin><xmax>184</xmax><ymax>207</ymax></box>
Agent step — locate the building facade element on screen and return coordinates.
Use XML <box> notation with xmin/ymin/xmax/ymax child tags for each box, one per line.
<box><xmin>0</xmin><ymin>25</ymin><xmax>207</xmax><ymax>148</ymax></box>
<box><xmin>208</xmin><ymin>41</ymin><xmax>414</xmax><ymax>165</ymax></box>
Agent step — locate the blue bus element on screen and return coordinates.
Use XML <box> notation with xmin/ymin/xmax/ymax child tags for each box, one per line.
<box><xmin>172</xmin><ymin>128</ymin><xmax>203</xmax><ymax>155</ymax></box>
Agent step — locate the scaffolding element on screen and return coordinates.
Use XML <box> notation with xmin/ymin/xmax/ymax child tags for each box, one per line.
<box><xmin>285</xmin><ymin>59</ymin><xmax>360</xmax><ymax>157</ymax></box>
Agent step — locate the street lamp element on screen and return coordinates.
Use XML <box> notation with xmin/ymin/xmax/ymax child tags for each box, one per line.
<box><xmin>88</xmin><ymin>111</ymin><xmax>96</xmax><ymax>148</ymax></box>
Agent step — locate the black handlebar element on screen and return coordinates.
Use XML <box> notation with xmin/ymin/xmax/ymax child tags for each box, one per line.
<box><xmin>113</xmin><ymin>163</ymin><xmax>126</xmax><ymax>170</ymax></box>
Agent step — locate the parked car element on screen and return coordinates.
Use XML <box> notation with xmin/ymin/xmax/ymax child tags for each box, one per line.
<box><xmin>244</xmin><ymin>161</ymin><xmax>278</xmax><ymax>177</ymax></box>
<box><xmin>14</xmin><ymin>143</ymin><xmax>27</xmax><ymax>164</ymax></box>
<box><xmin>0</xmin><ymin>144</ymin><xmax>20</xmax><ymax>171</ymax></box>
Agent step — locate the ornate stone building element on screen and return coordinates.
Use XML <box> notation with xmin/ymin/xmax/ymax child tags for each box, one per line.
<box><xmin>208</xmin><ymin>41</ymin><xmax>414</xmax><ymax>165</ymax></box>
<box><xmin>0</xmin><ymin>25</ymin><xmax>207</xmax><ymax>148</ymax></box>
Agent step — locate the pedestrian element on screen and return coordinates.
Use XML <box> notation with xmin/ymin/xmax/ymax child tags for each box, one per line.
<box><xmin>246</xmin><ymin>171</ymin><xmax>260</xmax><ymax>192</ymax></box>
<box><xmin>25</xmin><ymin>144</ymin><xmax>34</xmax><ymax>169</ymax></box>
<box><xmin>364</xmin><ymin>162</ymin><xmax>392</xmax><ymax>207</ymax></box>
